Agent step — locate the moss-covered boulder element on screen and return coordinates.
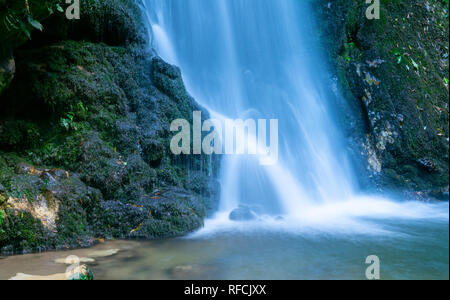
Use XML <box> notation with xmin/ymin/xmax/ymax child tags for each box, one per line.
<box><xmin>0</xmin><ymin>0</ymin><xmax>221</xmax><ymax>254</ymax></box>
<box><xmin>1</xmin><ymin>0</ymin><xmax>146</xmax><ymax>98</ymax></box>
<box><xmin>96</xmin><ymin>187</ymin><xmax>209</xmax><ymax>239</ymax></box>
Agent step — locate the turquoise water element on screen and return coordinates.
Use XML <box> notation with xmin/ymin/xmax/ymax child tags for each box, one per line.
<box><xmin>92</xmin><ymin>215</ymin><xmax>449</xmax><ymax>280</ymax></box>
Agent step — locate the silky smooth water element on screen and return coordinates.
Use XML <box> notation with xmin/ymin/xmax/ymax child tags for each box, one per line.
<box><xmin>141</xmin><ymin>0</ymin><xmax>448</xmax><ymax>222</ymax></box>
<box><xmin>143</xmin><ymin>0</ymin><xmax>357</xmax><ymax>216</ymax></box>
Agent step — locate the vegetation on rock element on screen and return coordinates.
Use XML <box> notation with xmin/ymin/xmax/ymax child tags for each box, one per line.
<box><xmin>315</xmin><ymin>0</ymin><xmax>449</xmax><ymax>198</ymax></box>
<box><xmin>0</xmin><ymin>0</ymin><xmax>220</xmax><ymax>254</ymax></box>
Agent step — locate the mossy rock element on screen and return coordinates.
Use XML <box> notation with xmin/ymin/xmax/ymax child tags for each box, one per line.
<box><xmin>315</xmin><ymin>0</ymin><xmax>449</xmax><ymax>192</ymax></box>
<box><xmin>0</xmin><ymin>0</ymin><xmax>221</xmax><ymax>253</ymax></box>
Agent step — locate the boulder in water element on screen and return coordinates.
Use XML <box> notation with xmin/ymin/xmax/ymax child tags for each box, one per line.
<box><xmin>229</xmin><ymin>206</ymin><xmax>256</xmax><ymax>221</ymax></box>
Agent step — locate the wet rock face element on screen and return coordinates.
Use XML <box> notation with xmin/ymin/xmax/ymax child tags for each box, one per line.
<box><xmin>0</xmin><ymin>157</ymin><xmax>102</xmax><ymax>254</ymax></box>
<box><xmin>152</xmin><ymin>57</ymin><xmax>191</xmax><ymax>104</ymax></box>
<box><xmin>315</xmin><ymin>0</ymin><xmax>449</xmax><ymax>196</ymax></box>
<box><xmin>97</xmin><ymin>187</ymin><xmax>208</xmax><ymax>239</ymax></box>
<box><xmin>0</xmin><ymin>0</ymin><xmax>221</xmax><ymax>253</ymax></box>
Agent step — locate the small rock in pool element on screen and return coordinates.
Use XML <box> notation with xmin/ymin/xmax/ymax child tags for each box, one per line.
<box><xmin>229</xmin><ymin>206</ymin><xmax>256</xmax><ymax>221</ymax></box>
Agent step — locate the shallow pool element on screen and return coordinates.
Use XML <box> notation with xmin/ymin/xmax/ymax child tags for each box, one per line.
<box><xmin>1</xmin><ymin>205</ymin><xmax>448</xmax><ymax>280</ymax></box>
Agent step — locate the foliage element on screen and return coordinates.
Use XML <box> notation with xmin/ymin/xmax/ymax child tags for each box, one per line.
<box><xmin>60</xmin><ymin>112</ymin><xmax>76</xmax><ymax>132</ymax></box>
<box><xmin>60</xmin><ymin>102</ymin><xmax>86</xmax><ymax>132</ymax></box>
<box><xmin>0</xmin><ymin>120</ymin><xmax>41</xmax><ymax>149</ymax></box>
<box><xmin>2</xmin><ymin>0</ymin><xmax>64</xmax><ymax>40</ymax></box>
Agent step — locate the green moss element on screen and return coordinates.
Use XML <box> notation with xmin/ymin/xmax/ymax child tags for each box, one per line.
<box><xmin>0</xmin><ymin>210</ymin><xmax>6</xmax><ymax>245</ymax></box>
<box><xmin>56</xmin><ymin>210</ymin><xmax>88</xmax><ymax>243</ymax></box>
<box><xmin>0</xmin><ymin>120</ymin><xmax>41</xmax><ymax>149</ymax></box>
<box><xmin>40</xmin><ymin>129</ymin><xmax>87</xmax><ymax>170</ymax></box>
<box><xmin>0</xmin><ymin>0</ymin><xmax>221</xmax><ymax>253</ymax></box>
<box><xmin>316</xmin><ymin>0</ymin><xmax>449</xmax><ymax>191</ymax></box>
<box><xmin>0</xmin><ymin>209</ymin><xmax>47</xmax><ymax>251</ymax></box>
<box><xmin>0</xmin><ymin>193</ymin><xmax>5</xmax><ymax>206</ymax></box>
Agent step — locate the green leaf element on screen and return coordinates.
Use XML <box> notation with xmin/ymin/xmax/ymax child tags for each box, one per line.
<box><xmin>5</xmin><ymin>14</ymin><xmax>19</xmax><ymax>30</ymax></box>
<box><xmin>77</xmin><ymin>102</ymin><xmax>86</xmax><ymax>112</ymax></box>
<box><xmin>28</xmin><ymin>18</ymin><xmax>44</xmax><ymax>31</ymax></box>
<box><xmin>20</xmin><ymin>22</ymin><xmax>31</xmax><ymax>39</ymax></box>
<box><xmin>61</xmin><ymin>118</ymin><xmax>70</xmax><ymax>131</ymax></box>
<box><xmin>56</xmin><ymin>4</ymin><xmax>64</xmax><ymax>13</ymax></box>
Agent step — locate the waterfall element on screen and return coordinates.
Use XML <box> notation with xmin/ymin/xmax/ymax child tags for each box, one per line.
<box><xmin>141</xmin><ymin>0</ymin><xmax>448</xmax><ymax>232</ymax></box>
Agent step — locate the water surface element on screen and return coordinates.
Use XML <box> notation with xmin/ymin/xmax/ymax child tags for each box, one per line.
<box><xmin>1</xmin><ymin>203</ymin><xmax>448</xmax><ymax>280</ymax></box>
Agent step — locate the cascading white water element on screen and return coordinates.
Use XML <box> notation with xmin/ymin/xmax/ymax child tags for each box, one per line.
<box><xmin>141</xmin><ymin>0</ymin><xmax>449</xmax><ymax>233</ymax></box>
